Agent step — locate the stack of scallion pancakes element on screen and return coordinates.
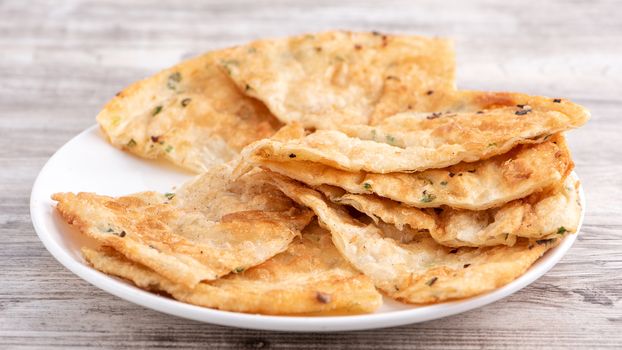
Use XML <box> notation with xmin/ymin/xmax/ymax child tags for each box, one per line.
<box><xmin>53</xmin><ymin>31</ymin><xmax>589</xmax><ymax>315</ymax></box>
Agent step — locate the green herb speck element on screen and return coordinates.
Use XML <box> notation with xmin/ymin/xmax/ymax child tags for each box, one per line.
<box><xmin>233</xmin><ymin>266</ymin><xmax>245</xmax><ymax>273</ymax></box>
<box><xmin>165</xmin><ymin>145</ymin><xmax>173</xmax><ymax>153</ymax></box>
<box><xmin>386</xmin><ymin>134</ymin><xmax>396</xmax><ymax>144</ymax></box>
<box><xmin>440</xmin><ymin>181</ymin><xmax>448</xmax><ymax>186</ymax></box>
<box><xmin>167</xmin><ymin>72</ymin><xmax>182</xmax><ymax>90</ymax></box>
<box><xmin>557</xmin><ymin>226</ymin><xmax>568</xmax><ymax>235</ymax></box>
<box><xmin>363</xmin><ymin>183</ymin><xmax>372</xmax><ymax>190</ymax></box>
<box><xmin>169</xmin><ymin>72</ymin><xmax>181</xmax><ymax>82</ymax></box>
<box><xmin>421</xmin><ymin>192</ymin><xmax>436</xmax><ymax>203</ymax></box>
<box><xmin>221</xmin><ymin>59</ymin><xmax>240</xmax><ymax>75</ymax></box>
<box><xmin>164</xmin><ymin>193</ymin><xmax>175</xmax><ymax>200</ymax></box>
<box><xmin>152</xmin><ymin>105</ymin><xmax>163</xmax><ymax>116</ymax></box>
<box><xmin>127</xmin><ymin>139</ymin><xmax>137</xmax><ymax>147</ymax></box>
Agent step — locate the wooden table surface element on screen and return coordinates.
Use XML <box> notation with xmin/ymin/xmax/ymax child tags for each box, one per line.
<box><xmin>2</xmin><ymin>0</ymin><xmax>621</xmax><ymax>348</ymax></box>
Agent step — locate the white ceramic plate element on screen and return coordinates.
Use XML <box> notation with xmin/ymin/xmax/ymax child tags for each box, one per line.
<box><xmin>31</xmin><ymin>125</ymin><xmax>585</xmax><ymax>332</ymax></box>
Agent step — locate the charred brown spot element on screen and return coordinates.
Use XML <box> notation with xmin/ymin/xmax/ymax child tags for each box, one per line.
<box><xmin>381</xmin><ymin>35</ymin><xmax>388</xmax><ymax>47</ymax></box>
<box><xmin>427</xmin><ymin>112</ymin><xmax>442</xmax><ymax>120</ymax></box>
<box><xmin>354</xmin><ymin>44</ymin><xmax>362</xmax><ymax>50</ymax></box>
<box><xmin>426</xmin><ymin>277</ymin><xmax>438</xmax><ymax>286</ymax></box>
<box><xmin>151</xmin><ymin>135</ymin><xmax>160</xmax><ymax>143</ymax></box>
<box><xmin>536</xmin><ymin>238</ymin><xmax>557</xmax><ymax>245</ymax></box>
<box><xmin>316</xmin><ymin>291</ymin><xmax>332</xmax><ymax>304</ymax></box>
<box><xmin>463</xmin><ymin>264</ymin><xmax>471</xmax><ymax>268</ymax></box>
<box><xmin>449</xmin><ymin>248</ymin><xmax>458</xmax><ymax>254</ymax></box>
<box><xmin>553</xmin><ymin>98</ymin><xmax>562</xmax><ymax>103</ymax></box>
<box><xmin>288</xmin><ymin>153</ymin><xmax>296</xmax><ymax>158</ymax></box>
<box><xmin>515</xmin><ymin>109</ymin><xmax>531</xmax><ymax>115</ymax></box>
<box><xmin>426</xmin><ymin>90</ymin><xmax>434</xmax><ymax>95</ymax></box>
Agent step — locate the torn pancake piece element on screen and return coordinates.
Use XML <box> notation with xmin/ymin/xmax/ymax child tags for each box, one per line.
<box><xmin>83</xmin><ymin>220</ymin><xmax>382</xmax><ymax>315</ymax></box>
<box><xmin>53</xmin><ymin>165</ymin><xmax>313</xmax><ymax>288</ymax></box>
<box><xmin>97</xmin><ymin>51</ymin><xmax>282</xmax><ymax>173</ymax></box>
<box><xmin>173</xmin><ymin>164</ymin><xmax>299</xmax><ymax>222</ymax></box>
<box><xmin>218</xmin><ymin>30</ymin><xmax>455</xmax><ymax>128</ymax></box>
<box><xmin>244</xmin><ymin>92</ymin><xmax>588</xmax><ymax>173</ymax></box>
<box><xmin>256</xmin><ymin>133</ymin><xmax>572</xmax><ymax>210</ymax></box>
<box><xmin>270</xmin><ymin>174</ymin><xmax>559</xmax><ymax>304</ymax></box>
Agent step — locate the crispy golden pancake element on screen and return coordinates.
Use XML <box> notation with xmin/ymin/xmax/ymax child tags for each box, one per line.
<box><xmin>53</xmin><ymin>165</ymin><xmax>313</xmax><ymax>288</ymax></box>
<box><xmin>82</xmin><ymin>220</ymin><xmax>382</xmax><ymax>315</ymax></box>
<box><xmin>244</xmin><ymin>92</ymin><xmax>588</xmax><ymax>173</ymax></box>
<box><xmin>218</xmin><ymin>31</ymin><xmax>455</xmax><ymax>128</ymax></box>
<box><xmin>319</xmin><ymin>175</ymin><xmax>581</xmax><ymax>247</ymax></box>
<box><xmin>97</xmin><ymin>51</ymin><xmax>282</xmax><ymax>173</ymax></box>
<box><xmin>269</xmin><ymin>174</ymin><xmax>560</xmax><ymax>304</ymax></box>
<box><xmin>255</xmin><ymin>133</ymin><xmax>572</xmax><ymax>210</ymax></box>
<box><xmin>370</xmin><ymin>87</ymin><xmax>584</xmax><ymax>125</ymax></box>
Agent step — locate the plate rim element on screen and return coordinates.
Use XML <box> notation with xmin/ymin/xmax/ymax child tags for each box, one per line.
<box><xmin>30</xmin><ymin>125</ymin><xmax>585</xmax><ymax>332</ymax></box>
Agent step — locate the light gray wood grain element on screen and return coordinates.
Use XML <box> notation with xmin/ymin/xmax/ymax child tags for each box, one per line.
<box><xmin>1</xmin><ymin>0</ymin><xmax>621</xmax><ymax>348</ymax></box>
